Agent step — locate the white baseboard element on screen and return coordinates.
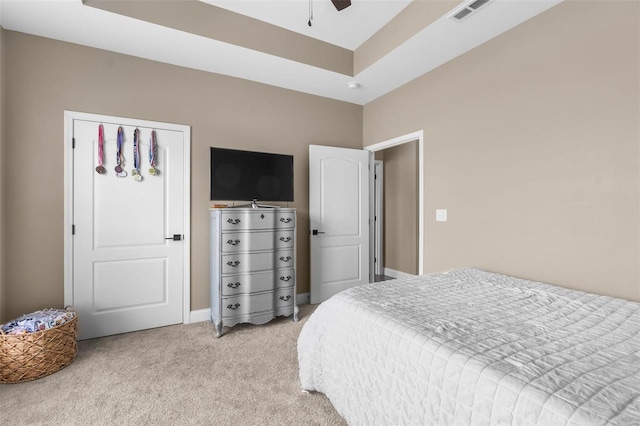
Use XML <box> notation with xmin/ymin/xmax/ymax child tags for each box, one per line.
<box><xmin>188</xmin><ymin>294</ymin><xmax>310</xmax><ymax>324</ymax></box>
<box><xmin>189</xmin><ymin>308</ymin><xmax>211</xmax><ymax>324</ymax></box>
<box><xmin>384</xmin><ymin>267</ymin><xmax>415</xmax><ymax>280</ymax></box>
<box><xmin>297</xmin><ymin>292</ymin><xmax>310</xmax><ymax>305</ymax></box>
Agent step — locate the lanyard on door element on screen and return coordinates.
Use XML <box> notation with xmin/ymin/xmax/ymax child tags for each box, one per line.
<box><xmin>149</xmin><ymin>130</ymin><xmax>158</xmax><ymax>176</ymax></box>
<box><xmin>132</xmin><ymin>129</ymin><xmax>142</xmax><ymax>182</ymax></box>
<box><xmin>115</xmin><ymin>126</ymin><xmax>127</xmax><ymax>178</ymax></box>
<box><xmin>95</xmin><ymin>124</ymin><xmax>106</xmax><ymax>174</ymax></box>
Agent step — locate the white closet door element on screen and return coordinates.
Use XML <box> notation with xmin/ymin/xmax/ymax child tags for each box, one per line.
<box><xmin>71</xmin><ymin>116</ymin><xmax>188</xmax><ymax>340</ymax></box>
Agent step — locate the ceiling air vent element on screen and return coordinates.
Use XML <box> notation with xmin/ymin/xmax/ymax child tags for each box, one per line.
<box><xmin>468</xmin><ymin>0</ymin><xmax>490</xmax><ymax>10</ymax></box>
<box><xmin>451</xmin><ymin>0</ymin><xmax>491</xmax><ymax>21</ymax></box>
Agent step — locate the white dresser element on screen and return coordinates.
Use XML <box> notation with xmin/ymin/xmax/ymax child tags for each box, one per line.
<box><xmin>210</xmin><ymin>207</ymin><xmax>298</xmax><ymax>337</ymax></box>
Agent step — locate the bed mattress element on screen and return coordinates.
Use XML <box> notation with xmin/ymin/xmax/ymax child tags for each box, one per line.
<box><xmin>298</xmin><ymin>268</ymin><xmax>640</xmax><ymax>425</ymax></box>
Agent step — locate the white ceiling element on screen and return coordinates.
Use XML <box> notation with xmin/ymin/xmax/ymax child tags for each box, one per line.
<box><xmin>0</xmin><ymin>0</ymin><xmax>563</xmax><ymax>105</ymax></box>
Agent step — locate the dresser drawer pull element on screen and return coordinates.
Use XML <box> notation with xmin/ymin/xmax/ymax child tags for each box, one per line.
<box><xmin>279</xmin><ymin>256</ymin><xmax>292</xmax><ymax>262</ymax></box>
<box><xmin>226</xmin><ymin>260</ymin><xmax>240</xmax><ymax>267</ymax></box>
<box><xmin>227</xmin><ymin>282</ymin><xmax>241</xmax><ymax>289</ymax></box>
<box><xmin>279</xmin><ymin>295</ymin><xmax>292</xmax><ymax>302</ymax></box>
<box><xmin>279</xmin><ymin>217</ymin><xmax>292</xmax><ymax>224</ymax></box>
<box><xmin>279</xmin><ymin>236</ymin><xmax>292</xmax><ymax>242</ymax></box>
<box><xmin>279</xmin><ymin>275</ymin><xmax>292</xmax><ymax>282</ymax></box>
<box><xmin>226</xmin><ymin>239</ymin><xmax>241</xmax><ymax>246</ymax></box>
<box><xmin>226</xmin><ymin>218</ymin><xmax>241</xmax><ymax>225</ymax></box>
<box><xmin>226</xmin><ymin>303</ymin><xmax>240</xmax><ymax>310</ymax></box>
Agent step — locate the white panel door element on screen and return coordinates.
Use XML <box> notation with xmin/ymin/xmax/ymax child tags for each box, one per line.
<box><xmin>72</xmin><ymin>118</ymin><xmax>187</xmax><ymax>340</ymax></box>
<box><xmin>309</xmin><ymin>145</ymin><xmax>370</xmax><ymax>304</ymax></box>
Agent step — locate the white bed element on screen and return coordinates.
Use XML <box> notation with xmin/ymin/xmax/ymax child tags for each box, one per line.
<box><xmin>298</xmin><ymin>268</ymin><xmax>640</xmax><ymax>425</ymax></box>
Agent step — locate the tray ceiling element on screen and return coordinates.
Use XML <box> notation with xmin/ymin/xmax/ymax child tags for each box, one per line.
<box><xmin>0</xmin><ymin>0</ymin><xmax>563</xmax><ymax>105</ymax></box>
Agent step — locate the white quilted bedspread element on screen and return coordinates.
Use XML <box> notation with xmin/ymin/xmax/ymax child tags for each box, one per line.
<box><xmin>298</xmin><ymin>269</ymin><xmax>640</xmax><ymax>425</ymax></box>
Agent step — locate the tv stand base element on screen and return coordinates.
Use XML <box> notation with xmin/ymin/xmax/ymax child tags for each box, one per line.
<box><xmin>233</xmin><ymin>199</ymin><xmax>278</xmax><ymax>209</ymax></box>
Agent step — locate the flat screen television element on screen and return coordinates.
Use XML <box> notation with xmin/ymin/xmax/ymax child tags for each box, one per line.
<box><xmin>210</xmin><ymin>147</ymin><xmax>294</xmax><ymax>204</ymax></box>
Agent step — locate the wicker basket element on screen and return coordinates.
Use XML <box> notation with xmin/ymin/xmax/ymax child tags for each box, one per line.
<box><xmin>0</xmin><ymin>310</ymin><xmax>78</xmax><ymax>384</ymax></box>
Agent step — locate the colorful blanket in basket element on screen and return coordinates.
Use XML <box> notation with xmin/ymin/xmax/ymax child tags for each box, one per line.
<box><xmin>1</xmin><ymin>309</ymin><xmax>76</xmax><ymax>335</ymax></box>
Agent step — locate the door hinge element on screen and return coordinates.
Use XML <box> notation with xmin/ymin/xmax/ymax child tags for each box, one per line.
<box><xmin>72</xmin><ymin>138</ymin><xmax>75</xmax><ymax>149</ymax></box>
<box><xmin>72</xmin><ymin>225</ymin><xmax>75</xmax><ymax>235</ymax></box>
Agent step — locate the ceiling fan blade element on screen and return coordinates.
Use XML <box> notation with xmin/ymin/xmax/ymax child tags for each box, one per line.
<box><xmin>331</xmin><ymin>0</ymin><xmax>351</xmax><ymax>11</ymax></box>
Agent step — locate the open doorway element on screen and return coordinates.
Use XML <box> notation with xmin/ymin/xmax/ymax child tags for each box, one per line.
<box><xmin>308</xmin><ymin>134</ymin><xmax>424</xmax><ymax>304</ymax></box>
<box><xmin>365</xmin><ymin>130</ymin><xmax>424</xmax><ymax>279</ymax></box>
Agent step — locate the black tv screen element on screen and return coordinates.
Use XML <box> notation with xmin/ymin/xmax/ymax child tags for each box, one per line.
<box><xmin>210</xmin><ymin>147</ymin><xmax>294</xmax><ymax>202</ymax></box>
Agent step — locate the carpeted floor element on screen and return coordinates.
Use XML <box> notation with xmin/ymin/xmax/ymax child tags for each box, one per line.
<box><xmin>0</xmin><ymin>304</ymin><xmax>344</xmax><ymax>426</ymax></box>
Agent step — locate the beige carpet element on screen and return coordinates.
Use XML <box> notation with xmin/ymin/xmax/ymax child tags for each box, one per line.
<box><xmin>0</xmin><ymin>305</ymin><xmax>345</xmax><ymax>426</ymax></box>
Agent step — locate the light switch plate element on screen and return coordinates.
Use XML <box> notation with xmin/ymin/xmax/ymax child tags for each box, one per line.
<box><xmin>436</xmin><ymin>209</ymin><xmax>447</xmax><ymax>222</ymax></box>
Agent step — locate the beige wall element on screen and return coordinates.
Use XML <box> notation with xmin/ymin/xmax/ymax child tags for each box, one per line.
<box><xmin>2</xmin><ymin>31</ymin><xmax>362</xmax><ymax>321</ymax></box>
<box><xmin>382</xmin><ymin>141</ymin><xmax>418</xmax><ymax>275</ymax></box>
<box><xmin>364</xmin><ymin>0</ymin><xmax>640</xmax><ymax>301</ymax></box>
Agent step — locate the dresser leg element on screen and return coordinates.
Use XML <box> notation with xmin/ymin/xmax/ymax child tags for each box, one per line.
<box><xmin>293</xmin><ymin>305</ymin><xmax>299</xmax><ymax>322</ymax></box>
<box><xmin>214</xmin><ymin>321</ymin><xmax>223</xmax><ymax>337</ymax></box>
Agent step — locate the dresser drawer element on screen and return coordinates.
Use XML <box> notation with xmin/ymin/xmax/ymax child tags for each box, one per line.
<box><xmin>221</xmin><ymin>268</ymin><xmax>295</xmax><ymax>296</ymax></box>
<box><xmin>221</xmin><ymin>211</ymin><xmax>295</xmax><ymax>231</ymax></box>
<box><xmin>221</xmin><ymin>230</ymin><xmax>294</xmax><ymax>253</ymax></box>
<box><xmin>221</xmin><ymin>249</ymin><xmax>294</xmax><ymax>274</ymax></box>
<box><xmin>275</xmin><ymin>212</ymin><xmax>295</xmax><ymax>229</ymax></box>
<box><xmin>221</xmin><ymin>287</ymin><xmax>295</xmax><ymax>319</ymax></box>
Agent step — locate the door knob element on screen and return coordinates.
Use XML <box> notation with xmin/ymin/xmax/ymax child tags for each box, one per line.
<box><xmin>165</xmin><ymin>234</ymin><xmax>182</xmax><ymax>241</ymax></box>
<box><xmin>311</xmin><ymin>230</ymin><xmax>325</xmax><ymax>235</ymax></box>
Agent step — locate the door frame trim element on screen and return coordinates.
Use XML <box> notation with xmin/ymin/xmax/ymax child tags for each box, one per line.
<box><xmin>63</xmin><ymin>111</ymin><xmax>192</xmax><ymax>325</ymax></box>
<box><xmin>364</xmin><ymin>130</ymin><xmax>424</xmax><ymax>275</ymax></box>
<box><xmin>373</xmin><ymin>160</ymin><xmax>384</xmax><ymax>276</ymax></box>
